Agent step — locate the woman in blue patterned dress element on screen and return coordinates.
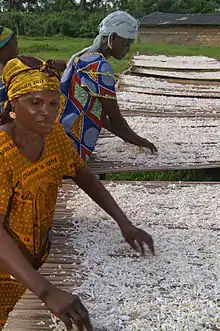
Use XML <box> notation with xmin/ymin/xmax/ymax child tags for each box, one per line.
<box><xmin>0</xmin><ymin>26</ymin><xmax>18</xmax><ymax>115</ymax></box>
<box><xmin>60</xmin><ymin>11</ymin><xmax>157</xmax><ymax>161</ymax></box>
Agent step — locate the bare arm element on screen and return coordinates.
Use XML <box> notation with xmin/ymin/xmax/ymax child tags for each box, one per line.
<box><xmin>0</xmin><ymin>215</ymin><xmax>93</xmax><ymax>330</ymax></box>
<box><xmin>101</xmin><ymin>98</ymin><xmax>157</xmax><ymax>153</ymax></box>
<box><xmin>74</xmin><ymin>165</ymin><xmax>155</xmax><ymax>255</ymax></box>
<box><xmin>74</xmin><ymin>165</ymin><xmax>132</xmax><ymax>229</ymax></box>
<box><xmin>0</xmin><ymin>215</ymin><xmax>50</xmax><ymax>296</ymax></box>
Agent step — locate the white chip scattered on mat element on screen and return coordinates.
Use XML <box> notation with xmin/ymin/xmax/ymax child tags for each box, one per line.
<box><xmin>119</xmin><ymin>75</ymin><xmax>220</xmax><ymax>98</ymax></box>
<box><xmin>119</xmin><ymin>75</ymin><xmax>220</xmax><ymax>92</ymax></box>
<box><xmin>118</xmin><ymin>91</ymin><xmax>220</xmax><ymax>115</ymax></box>
<box><xmin>61</xmin><ymin>183</ymin><xmax>219</xmax><ymax>330</ymax></box>
<box><xmin>66</xmin><ymin>182</ymin><xmax>220</xmax><ymax>230</ymax></box>
<box><xmin>51</xmin><ymin>315</ymin><xmax>77</xmax><ymax>331</ymax></box>
<box><xmin>94</xmin><ymin>116</ymin><xmax>220</xmax><ymax>167</ymax></box>
<box><xmin>132</xmin><ymin>68</ymin><xmax>220</xmax><ymax>80</ymax></box>
<box><xmin>132</xmin><ymin>55</ymin><xmax>220</xmax><ymax>70</ymax></box>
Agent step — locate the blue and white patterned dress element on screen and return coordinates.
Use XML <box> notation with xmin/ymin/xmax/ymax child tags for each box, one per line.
<box><xmin>0</xmin><ymin>77</ymin><xmax>7</xmax><ymax>114</ymax></box>
<box><xmin>60</xmin><ymin>53</ymin><xmax>117</xmax><ymax>161</ymax></box>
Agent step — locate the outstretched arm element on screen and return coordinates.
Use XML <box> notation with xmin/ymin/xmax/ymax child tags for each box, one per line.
<box><xmin>0</xmin><ymin>217</ymin><xmax>49</xmax><ymax>296</ymax></box>
<box><xmin>0</xmin><ymin>216</ymin><xmax>93</xmax><ymax>331</ymax></box>
<box><xmin>101</xmin><ymin>98</ymin><xmax>157</xmax><ymax>153</ymax></box>
<box><xmin>74</xmin><ymin>165</ymin><xmax>155</xmax><ymax>255</ymax></box>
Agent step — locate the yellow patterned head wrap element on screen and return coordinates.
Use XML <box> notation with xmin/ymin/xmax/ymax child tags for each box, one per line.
<box><xmin>2</xmin><ymin>56</ymin><xmax>66</xmax><ymax>101</ymax></box>
<box><xmin>0</xmin><ymin>26</ymin><xmax>14</xmax><ymax>48</ymax></box>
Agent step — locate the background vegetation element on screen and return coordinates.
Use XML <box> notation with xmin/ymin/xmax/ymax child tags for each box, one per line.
<box><xmin>18</xmin><ymin>36</ymin><xmax>220</xmax><ymax>182</ymax></box>
<box><xmin>1</xmin><ymin>0</ymin><xmax>220</xmax><ymax>38</ymax></box>
<box><xmin>1</xmin><ymin>0</ymin><xmax>219</xmax><ymax>181</ymax></box>
<box><xmin>19</xmin><ymin>36</ymin><xmax>220</xmax><ymax>73</ymax></box>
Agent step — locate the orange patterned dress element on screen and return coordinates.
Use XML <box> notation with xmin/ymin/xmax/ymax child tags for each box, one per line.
<box><xmin>0</xmin><ymin>122</ymin><xmax>84</xmax><ymax>329</ymax></box>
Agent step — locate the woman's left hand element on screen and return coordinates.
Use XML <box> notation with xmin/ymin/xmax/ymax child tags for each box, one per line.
<box><xmin>120</xmin><ymin>223</ymin><xmax>155</xmax><ymax>256</ymax></box>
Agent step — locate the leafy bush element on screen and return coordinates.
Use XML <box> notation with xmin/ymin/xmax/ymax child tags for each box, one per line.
<box><xmin>1</xmin><ymin>10</ymin><xmax>107</xmax><ymax>37</ymax></box>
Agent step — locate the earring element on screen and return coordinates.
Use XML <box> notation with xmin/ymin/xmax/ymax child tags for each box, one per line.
<box><xmin>107</xmin><ymin>34</ymin><xmax>112</xmax><ymax>50</ymax></box>
<box><xmin>9</xmin><ymin>111</ymin><xmax>16</xmax><ymax>119</ymax></box>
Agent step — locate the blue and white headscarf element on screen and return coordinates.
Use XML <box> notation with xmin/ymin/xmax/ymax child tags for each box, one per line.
<box><xmin>61</xmin><ymin>11</ymin><xmax>139</xmax><ymax>84</ymax></box>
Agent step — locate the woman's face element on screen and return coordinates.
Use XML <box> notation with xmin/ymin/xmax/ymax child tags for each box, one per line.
<box><xmin>111</xmin><ymin>34</ymin><xmax>134</xmax><ymax>60</ymax></box>
<box><xmin>11</xmin><ymin>90</ymin><xmax>60</xmax><ymax>136</ymax></box>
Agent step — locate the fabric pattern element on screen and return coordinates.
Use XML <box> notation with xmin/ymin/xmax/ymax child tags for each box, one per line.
<box><xmin>0</xmin><ymin>26</ymin><xmax>13</xmax><ymax>48</ymax></box>
<box><xmin>0</xmin><ymin>26</ymin><xmax>14</xmax><ymax>115</ymax></box>
<box><xmin>0</xmin><ymin>275</ymin><xmax>26</xmax><ymax>330</ymax></box>
<box><xmin>60</xmin><ymin>52</ymin><xmax>116</xmax><ymax>161</ymax></box>
<box><xmin>0</xmin><ymin>122</ymin><xmax>84</xmax><ymax>328</ymax></box>
<box><xmin>0</xmin><ymin>77</ymin><xmax>7</xmax><ymax>114</ymax></box>
<box><xmin>2</xmin><ymin>57</ymin><xmax>62</xmax><ymax>102</ymax></box>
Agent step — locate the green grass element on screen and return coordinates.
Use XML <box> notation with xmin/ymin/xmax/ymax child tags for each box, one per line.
<box><xmin>131</xmin><ymin>42</ymin><xmax>220</xmax><ymax>59</ymax></box>
<box><xmin>18</xmin><ymin>36</ymin><xmax>220</xmax><ymax>182</ymax></box>
<box><xmin>18</xmin><ymin>36</ymin><xmax>127</xmax><ymax>72</ymax></box>
<box><xmin>18</xmin><ymin>36</ymin><xmax>220</xmax><ymax>73</ymax></box>
<box><xmin>106</xmin><ymin>168</ymin><xmax>220</xmax><ymax>182</ymax></box>
<box><xmin>19</xmin><ymin>36</ymin><xmax>92</xmax><ymax>62</ymax></box>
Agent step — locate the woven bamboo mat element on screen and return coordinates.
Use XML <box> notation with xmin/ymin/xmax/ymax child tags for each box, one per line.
<box><xmin>91</xmin><ymin>115</ymin><xmax>220</xmax><ymax>173</ymax></box>
<box><xmin>4</xmin><ymin>180</ymin><xmax>220</xmax><ymax>330</ymax></box>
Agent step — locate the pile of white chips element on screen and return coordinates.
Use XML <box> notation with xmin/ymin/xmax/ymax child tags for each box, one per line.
<box><xmin>94</xmin><ymin>116</ymin><xmax>220</xmax><ymax>168</ymax></box>
<box><xmin>50</xmin><ymin>182</ymin><xmax>219</xmax><ymax>330</ymax></box>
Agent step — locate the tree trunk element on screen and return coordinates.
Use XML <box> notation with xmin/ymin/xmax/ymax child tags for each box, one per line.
<box><xmin>121</xmin><ymin>0</ymin><xmax>128</xmax><ymax>10</ymax></box>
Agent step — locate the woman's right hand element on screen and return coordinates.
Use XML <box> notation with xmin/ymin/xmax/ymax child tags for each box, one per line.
<box><xmin>41</xmin><ymin>285</ymin><xmax>93</xmax><ymax>331</ymax></box>
<box><xmin>137</xmin><ymin>137</ymin><xmax>158</xmax><ymax>154</ymax></box>
<box><xmin>0</xmin><ymin>223</ymin><xmax>92</xmax><ymax>330</ymax></box>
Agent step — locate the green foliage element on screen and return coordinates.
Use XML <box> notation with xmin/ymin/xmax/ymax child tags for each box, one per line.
<box><xmin>156</xmin><ymin>0</ymin><xmax>220</xmax><ymax>14</ymax></box>
<box><xmin>2</xmin><ymin>0</ymin><xmax>219</xmax><ymax>14</ymax></box>
<box><xmin>0</xmin><ymin>0</ymin><xmax>40</xmax><ymax>11</ymax></box>
<box><xmin>1</xmin><ymin>11</ymin><xmax>106</xmax><ymax>37</ymax></box>
<box><xmin>1</xmin><ymin>0</ymin><xmax>220</xmax><ymax>38</ymax></box>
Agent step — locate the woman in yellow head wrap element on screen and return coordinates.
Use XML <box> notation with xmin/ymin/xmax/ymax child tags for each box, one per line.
<box><xmin>0</xmin><ymin>56</ymin><xmax>154</xmax><ymax>330</ymax></box>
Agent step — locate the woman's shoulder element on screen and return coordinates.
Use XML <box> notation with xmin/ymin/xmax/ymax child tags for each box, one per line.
<box><xmin>76</xmin><ymin>53</ymin><xmax>114</xmax><ymax>77</ymax></box>
<box><xmin>78</xmin><ymin>52</ymin><xmax>105</xmax><ymax>62</ymax></box>
<box><xmin>77</xmin><ymin>52</ymin><xmax>113</xmax><ymax>70</ymax></box>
